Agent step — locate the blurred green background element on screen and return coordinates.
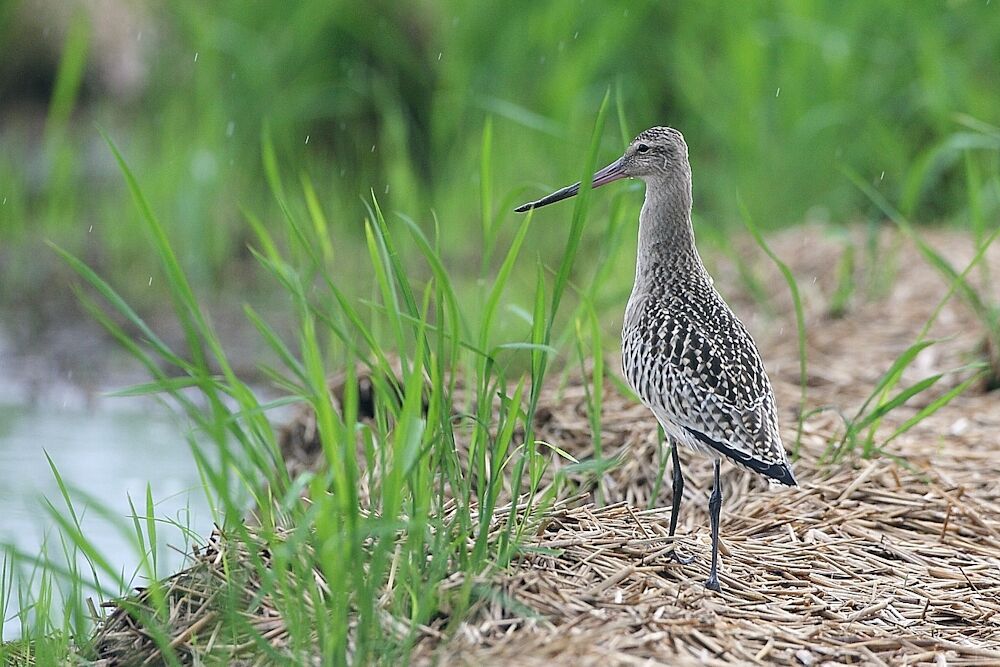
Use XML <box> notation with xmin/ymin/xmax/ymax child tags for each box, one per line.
<box><xmin>1</xmin><ymin>0</ymin><xmax>999</xmax><ymax>318</ymax></box>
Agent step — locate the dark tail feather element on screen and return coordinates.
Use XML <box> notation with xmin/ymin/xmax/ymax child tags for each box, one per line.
<box><xmin>768</xmin><ymin>462</ymin><xmax>797</xmax><ymax>487</ymax></box>
<box><xmin>683</xmin><ymin>426</ymin><xmax>798</xmax><ymax>486</ymax></box>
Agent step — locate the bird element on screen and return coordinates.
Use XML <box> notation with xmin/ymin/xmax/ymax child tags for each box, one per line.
<box><xmin>514</xmin><ymin>126</ymin><xmax>797</xmax><ymax>592</ymax></box>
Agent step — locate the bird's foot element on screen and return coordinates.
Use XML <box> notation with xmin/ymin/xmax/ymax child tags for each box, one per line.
<box><xmin>704</xmin><ymin>573</ymin><xmax>721</xmax><ymax>592</ymax></box>
<box><xmin>665</xmin><ymin>548</ymin><xmax>695</xmax><ymax>565</ymax></box>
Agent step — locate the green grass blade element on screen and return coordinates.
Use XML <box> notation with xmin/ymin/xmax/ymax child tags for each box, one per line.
<box><xmin>851</xmin><ymin>374</ymin><xmax>942</xmax><ymax>434</ymax></box>
<box><xmin>45</xmin><ymin>12</ymin><xmax>89</xmax><ymax>143</ymax></box>
<box><xmin>479</xmin><ymin>209</ymin><xmax>533</xmax><ymax>353</ymax></box>
<box><xmin>480</xmin><ymin>116</ymin><xmax>495</xmax><ymax>264</ymax></box>
<box><xmin>547</xmin><ymin>88</ymin><xmax>612</xmax><ymax>333</ymax></box>
<box><xmin>739</xmin><ymin>199</ymin><xmax>808</xmax><ymax>453</ymax></box>
<box><xmin>846</xmin><ymin>339</ymin><xmax>936</xmax><ymax>432</ymax></box>
<box><xmin>883</xmin><ymin>371</ymin><xmax>984</xmax><ymax>447</ymax></box>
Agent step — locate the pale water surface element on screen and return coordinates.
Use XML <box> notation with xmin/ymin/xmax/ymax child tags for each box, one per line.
<box><xmin>0</xmin><ymin>401</ymin><xmax>212</xmax><ymax>640</ymax></box>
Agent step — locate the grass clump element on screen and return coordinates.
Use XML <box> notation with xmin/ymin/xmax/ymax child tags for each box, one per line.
<box><xmin>0</xmin><ymin>93</ymin><xmax>625</xmax><ymax>663</ymax></box>
<box><xmin>888</xmin><ymin>120</ymin><xmax>1000</xmax><ymax>388</ymax></box>
<box><xmin>825</xmin><ymin>158</ymin><xmax>1000</xmax><ymax>462</ymax></box>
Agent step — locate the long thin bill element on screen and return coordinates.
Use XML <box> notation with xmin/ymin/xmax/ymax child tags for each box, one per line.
<box><xmin>514</xmin><ymin>157</ymin><xmax>626</xmax><ymax>212</ymax></box>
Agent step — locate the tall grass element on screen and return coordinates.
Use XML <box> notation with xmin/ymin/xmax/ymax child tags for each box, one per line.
<box><xmin>1</xmin><ymin>96</ymin><xmax>624</xmax><ymax>661</ymax></box>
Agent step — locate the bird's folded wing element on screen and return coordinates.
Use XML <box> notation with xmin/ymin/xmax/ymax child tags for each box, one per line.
<box><xmin>680</xmin><ymin>417</ymin><xmax>796</xmax><ymax>486</ymax></box>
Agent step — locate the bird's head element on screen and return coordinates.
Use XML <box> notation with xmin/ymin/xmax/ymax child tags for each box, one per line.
<box><xmin>515</xmin><ymin>126</ymin><xmax>689</xmax><ymax>212</ymax></box>
<box><xmin>621</xmin><ymin>126</ymin><xmax>689</xmax><ymax>181</ymax></box>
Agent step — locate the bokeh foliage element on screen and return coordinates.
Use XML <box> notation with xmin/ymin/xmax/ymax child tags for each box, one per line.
<box><xmin>1</xmin><ymin>0</ymin><xmax>999</xmax><ymax>300</ymax></box>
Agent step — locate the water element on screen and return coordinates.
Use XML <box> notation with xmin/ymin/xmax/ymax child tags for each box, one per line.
<box><xmin>0</xmin><ymin>401</ymin><xmax>213</xmax><ymax>640</ymax></box>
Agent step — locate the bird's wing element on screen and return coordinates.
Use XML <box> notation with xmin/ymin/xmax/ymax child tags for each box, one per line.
<box><xmin>678</xmin><ymin>390</ymin><xmax>796</xmax><ymax>485</ymax></box>
<box><xmin>624</xmin><ymin>302</ymin><xmax>794</xmax><ymax>483</ymax></box>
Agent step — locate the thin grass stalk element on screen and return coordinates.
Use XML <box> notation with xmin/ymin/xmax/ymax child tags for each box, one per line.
<box><xmin>739</xmin><ymin>200</ymin><xmax>809</xmax><ymax>455</ymax></box>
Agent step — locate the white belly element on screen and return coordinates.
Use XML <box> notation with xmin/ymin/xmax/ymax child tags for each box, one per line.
<box><xmin>648</xmin><ymin>405</ymin><xmax>721</xmax><ymax>458</ymax></box>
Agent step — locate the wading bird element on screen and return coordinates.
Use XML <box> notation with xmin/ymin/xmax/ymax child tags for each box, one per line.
<box><xmin>515</xmin><ymin>127</ymin><xmax>797</xmax><ymax>592</ymax></box>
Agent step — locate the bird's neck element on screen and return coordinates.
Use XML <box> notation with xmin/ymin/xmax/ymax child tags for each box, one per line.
<box><xmin>634</xmin><ymin>176</ymin><xmax>707</xmax><ymax>284</ymax></box>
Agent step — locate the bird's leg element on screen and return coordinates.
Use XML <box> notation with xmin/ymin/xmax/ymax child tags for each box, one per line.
<box><xmin>705</xmin><ymin>458</ymin><xmax>723</xmax><ymax>592</ymax></box>
<box><xmin>668</xmin><ymin>442</ymin><xmax>683</xmax><ymax>536</ymax></box>
<box><xmin>666</xmin><ymin>442</ymin><xmax>694</xmax><ymax>564</ymax></box>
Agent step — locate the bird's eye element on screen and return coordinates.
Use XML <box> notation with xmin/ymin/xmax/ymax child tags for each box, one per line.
<box><xmin>636</xmin><ymin>143</ymin><xmax>650</xmax><ymax>154</ymax></box>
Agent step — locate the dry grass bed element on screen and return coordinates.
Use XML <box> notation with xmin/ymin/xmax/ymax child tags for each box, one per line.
<box><xmin>92</xmin><ymin>227</ymin><xmax>1000</xmax><ymax>665</ymax></box>
<box><xmin>93</xmin><ymin>531</ymin><xmax>294</xmax><ymax>666</ymax></box>
<box><xmin>420</xmin><ymin>396</ymin><xmax>1000</xmax><ymax>666</ymax></box>
<box><xmin>423</xmin><ymin>227</ymin><xmax>1000</xmax><ymax>665</ymax></box>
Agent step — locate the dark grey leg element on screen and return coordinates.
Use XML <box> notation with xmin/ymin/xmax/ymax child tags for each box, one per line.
<box><xmin>705</xmin><ymin>459</ymin><xmax>722</xmax><ymax>592</ymax></box>
<box><xmin>668</xmin><ymin>442</ymin><xmax>683</xmax><ymax>536</ymax></box>
<box><xmin>666</xmin><ymin>443</ymin><xmax>694</xmax><ymax>564</ymax></box>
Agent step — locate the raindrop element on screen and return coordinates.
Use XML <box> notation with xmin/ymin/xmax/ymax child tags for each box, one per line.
<box><xmin>305</xmin><ymin>134</ymin><xmax>310</xmax><ymax>144</ymax></box>
<box><xmin>573</xmin><ymin>31</ymin><xmax>579</xmax><ymax>39</ymax></box>
<box><xmin>1</xmin><ymin>197</ymin><xmax>5</xmax><ymax>205</ymax></box>
<box><xmin>190</xmin><ymin>149</ymin><xmax>218</xmax><ymax>182</ymax></box>
<box><xmin>226</xmin><ymin>121</ymin><xmax>235</xmax><ymax>137</ymax></box>
<box><xmin>148</xmin><ymin>276</ymin><xmax>153</xmax><ymax>286</ymax></box>
<box><xmin>371</xmin><ymin>144</ymin><xmax>376</xmax><ymax>152</ymax></box>
<box><xmin>880</xmin><ymin>171</ymin><xmax>885</xmax><ymax>182</ymax></box>
<box><xmin>88</xmin><ymin>225</ymin><xmax>93</xmax><ymax>233</ymax></box>
<box><xmin>385</xmin><ymin>184</ymin><xmax>390</xmax><ymax>194</ymax></box>
<box><xmin>437</xmin><ymin>52</ymin><xmax>442</xmax><ymax>61</ymax></box>
<box><xmin>539</xmin><ymin>55</ymin><xmax>546</xmax><ymax>64</ymax></box>
<box><xmin>194</xmin><ymin>52</ymin><xmax>199</xmax><ymax>62</ymax></box>
<box><xmin>775</xmin><ymin>87</ymin><xmax>780</xmax><ymax>97</ymax></box>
